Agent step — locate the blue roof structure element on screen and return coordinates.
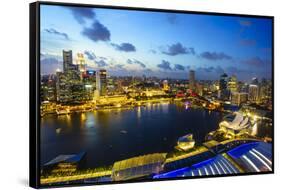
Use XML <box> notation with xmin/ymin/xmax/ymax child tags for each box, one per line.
<box><xmin>154</xmin><ymin>142</ymin><xmax>272</xmax><ymax>179</ymax></box>
<box><xmin>227</xmin><ymin>142</ymin><xmax>272</xmax><ymax>172</ymax></box>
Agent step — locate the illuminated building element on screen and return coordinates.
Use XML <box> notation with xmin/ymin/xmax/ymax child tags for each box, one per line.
<box><xmin>99</xmin><ymin>69</ymin><xmax>107</xmax><ymax>96</ymax></box>
<box><xmin>231</xmin><ymin>92</ymin><xmax>248</xmax><ymax>105</ymax></box>
<box><xmin>56</xmin><ymin>50</ymin><xmax>90</xmax><ymax>104</ymax></box>
<box><xmin>95</xmin><ymin>71</ymin><xmax>101</xmax><ymax>97</ymax></box>
<box><xmin>176</xmin><ymin>134</ymin><xmax>195</xmax><ymax>151</ymax></box>
<box><xmin>219</xmin><ymin>73</ymin><xmax>229</xmax><ymax>100</ymax></box>
<box><xmin>97</xmin><ymin>95</ymin><xmax>127</xmax><ymax>105</ymax></box>
<box><xmin>189</xmin><ymin>70</ymin><xmax>196</xmax><ymax>91</ymax></box>
<box><xmin>56</xmin><ymin>71</ymin><xmax>71</xmax><ymax>103</ymax></box>
<box><xmin>95</xmin><ymin>70</ymin><xmax>107</xmax><ymax>97</ymax></box>
<box><xmin>41</xmin><ymin>74</ymin><xmax>56</xmax><ymax>102</ymax></box>
<box><xmin>63</xmin><ymin>50</ymin><xmax>73</xmax><ymax>72</ymax></box>
<box><xmin>154</xmin><ymin>141</ymin><xmax>272</xmax><ymax>178</ymax></box>
<box><xmin>227</xmin><ymin>75</ymin><xmax>238</xmax><ymax>93</ymax></box>
<box><xmin>112</xmin><ymin>153</ymin><xmax>166</xmax><ymax>181</ymax></box>
<box><xmin>162</xmin><ymin>80</ymin><xmax>169</xmax><ymax>91</ymax></box>
<box><xmin>196</xmin><ymin>83</ymin><xmax>203</xmax><ymax>96</ymax></box>
<box><xmin>143</xmin><ymin>89</ymin><xmax>166</xmax><ymax>97</ymax></box>
<box><xmin>82</xmin><ymin>70</ymin><xmax>96</xmax><ymax>100</ymax></box>
<box><xmin>259</xmin><ymin>78</ymin><xmax>272</xmax><ymax>103</ymax></box>
<box><xmin>219</xmin><ymin>112</ymin><xmax>251</xmax><ymax>136</ymax></box>
<box><xmin>76</xmin><ymin>53</ymin><xmax>86</xmax><ymax>72</ymax></box>
<box><xmin>248</xmin><ymin>84</ymin><xmax>259</xmax><ymax>103</ymax></box>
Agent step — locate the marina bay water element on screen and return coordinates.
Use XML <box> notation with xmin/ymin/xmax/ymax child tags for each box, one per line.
<box><xmin>40</xmin><ymin>102</ymin><xmax>223</xmax><ymax>168</ymax></box>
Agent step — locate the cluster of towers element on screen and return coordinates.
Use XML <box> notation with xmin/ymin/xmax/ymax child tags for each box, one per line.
<box><xmin>187</xmin><ymin>70</ymin><xmax>271</xmax><ymax>106</ymax></box>
<box><xmin>56</xmin><ymin>50</ymin><xmax>107</xmax><ymax>104</ymax></box>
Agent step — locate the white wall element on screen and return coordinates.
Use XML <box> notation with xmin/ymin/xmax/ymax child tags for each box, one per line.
<box><xmin>0</xmin><ymin>0</ymin><xmax>280</xmax><ymax>189</ymax></box>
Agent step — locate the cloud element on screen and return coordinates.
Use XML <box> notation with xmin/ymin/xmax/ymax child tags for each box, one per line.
<box><xmin>41</xmin><ymin>57</ymin><xmax>63</xmax><ymax>74</ymax></box>
<box><xmin>127</xmin><ymin>59</ymin><xmax>146</xmax><ymax>68</ymax></box>
<box><xmin>83</xmin><ymin>50</ymin><xmax>110</xmax><ymax>67</ymax></box>
<box><xmin>41</xmin><ymin>57</ymin><xmax>60</xmax><ymax>65</ymax></box>
<box><xmin>84</xmin><ymin>51</ymin><xmax>96</xmax><ymax>60</ymax></box>
<box><xmin>239</xmin><ymin>20</ymin><xmax>252</xmax><ymax>27</ymax></box>
<box><xmin>67</xmin><ymin>7</ymin><xmax>95</xmax><ymax>24</ymax></box>
<box><xmin>162</xmin><ymin>43</ymin><xmax>195</xmax><ymax>56</ymax></box>
<box><xmin>214</xmin><ymin>66</ymin><xmax>225</xmax><ymax>74</ymax></box>
<box><xmin>44</xmin><ymin>28</ymin><xmax>69</xmax><ymax>40</ymax></box>
<box><xmin>82</xmin><ymin>21</ymin><xmax>111</xmax><ymax>42</ymax></box>
<box><xmin>95</xmin><ymin>59</ymin><xmax>108</xmax><ymax>67</ymax></box>
<box><xmin>197</xmin><ymin>66</ymin><xmax>214</xmax><ymax>73</ymax></box>
<box><xmin>226</xmin><ymin>66</ymin><xmax>242</xmax><ymax>74</ymax></box>
<box><xmin>157</xmin><ymin>60</ymin><xmax>172</xmax><ymax>70</ymax></box>
<box><xmin>205</xmin><ymin>67</ymin><xmax>215</xmax><ymax>72</ymax></box>
<box><xmin>200</xmin><ymin>51</ymin><xmax>232</xmax><ymax>61</ymax></box>
<box><xmin>243</xmin><ymin>57</ymin><xmax>270</xmax><ymax>66</ymax></box>
<box><xmin>174</xmin><ymin>64</ymin><xmax>185</xmax><ymax>71</ymax></box>
<box><xmin>111</xmin><ymin>43</ymin><xmax>136</xmax><ymax>52</ymax></box>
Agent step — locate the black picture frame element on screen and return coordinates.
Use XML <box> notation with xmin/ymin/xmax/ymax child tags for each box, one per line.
<box><xmin>30</xmin><ymin>1</ymin><xmax>274</xmax><ymax>188</ymax></box>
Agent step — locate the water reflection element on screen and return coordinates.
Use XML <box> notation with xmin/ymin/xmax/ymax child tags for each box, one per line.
<box><xmin>85</xmin><ymin>113</ymin><xmax>95</xmax><ymax>128</ymax></box>
<box><xmin>137</xmin><ymin>106</ymin><xmax>141</xmax><ymax>119</ymax></box>
<box><xmin>41</xmin><ymin>103</ymin><xmax>223</xmax><ymax>168</ymax></box>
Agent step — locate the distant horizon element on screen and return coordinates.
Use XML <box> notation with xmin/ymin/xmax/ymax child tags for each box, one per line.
<box><xmin>40</xmin><ymin>4</ymin><xmax>273</xmax><ymax>82</ymax></box>
<box><xmin>41</xmin><ymin>64</ymin><xmax>272</xmax><ymax>83</ymax></box>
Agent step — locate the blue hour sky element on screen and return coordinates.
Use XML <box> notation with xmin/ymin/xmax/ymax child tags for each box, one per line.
<box><xmin>40</xmin><ymin>4</ymin><xmax>272</xmax><ymax>82</ymax></box>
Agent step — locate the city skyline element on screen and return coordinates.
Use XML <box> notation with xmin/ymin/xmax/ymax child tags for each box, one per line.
<box><xmin>41</xmin><ymin>5</ymin><xmax>272</xmax><ymax>82</ymax></box>
<box><xmin>38</xmin><ymin>4</ymin><xmax>273</xmax><ymax>186</ymax></box>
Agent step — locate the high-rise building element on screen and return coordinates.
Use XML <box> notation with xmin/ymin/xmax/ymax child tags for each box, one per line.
<box><xmin>189</xmin><ymin>70</ymin><xmax>195</xmax><ymax>91</ymax></box>
<box><xmin>228</xmin><ymin>75</ymin><xmax>238</xmax><ymax>93</ymax></box>
<box><xmin>96</xmin><ymin>70</ymin><xmax>107</xmax><ymax>96</ymax></box>
<box><xmin>259</xmin><ymin>78</ymin><xmax>272</xmax><ymax>103</ymax></box>
<box><xmin>100</xmin><ymin>69</ymin><xmax>107</xmax><ymax>96</ymax></box>
<box><xmin>76</xmin><ymin>53</ymin><xmax>86</xmax><ymax>72</ymax></box>
<box><xmin>196</xmin><ymin>83</ymin><xmax>203</xmax><ymax>96</ymax></box>
<box><xmin>231</xmin><ymin>92</ymin><xmax>248</xmax><ymax>105</ymax></box>
<box><xmin>219</xmin><ymin>73</ymin><xmax>229</xmax><ymax>100</ymax></box>
<box><xmin>41</xmin><ymin>75</ymin><xmax>56</xmax><ymax>102</ymax></box>
<box><xmin>63</xmin><ymin>50</ymin><xmax>73</xmax><ymax>72</ymax></box>
<box><xmin>56</xmin><ymin>71</ymin><xmax>71</xmax><ymax>103</ymax></box>
<box><xmin>57</xmin><ymin>50</ymin><xmax>88</xmax><ymax>104</ymax></box>
<box><xmin>248</xmin><ymin>84</ymin><xmax>259</xmax><ymax>103</ymax></box>
<box><xmin>83</xmin><ymin>70</ymin><xmax>96</xmax><ymax>100</ymax></box>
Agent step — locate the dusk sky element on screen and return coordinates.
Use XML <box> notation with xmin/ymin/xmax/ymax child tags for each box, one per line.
<box><xmin>40</xmin><ymin>4</ymin><xmax>272</xmax><ymax>82</ymax></box>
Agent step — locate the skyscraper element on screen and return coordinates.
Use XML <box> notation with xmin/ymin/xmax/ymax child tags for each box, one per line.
<box><xmin>96</xmin><ymin>70</ymin><xmax>107</xmax><ymax>96</ymax></box>
<box><xmin>231</xmin><ymin>92</ymin><xmax>248</xmax><ymax>105</ymax></box>
<box><xmin>219</xmin><ymin>73</ymin><xmax>229</xmax><ymax>100</ymax></box>
<box><xmin>249</xmin><ymin>84</ymin><xmax>259</xmax><ymax>103</ymax></box>
<box><xmin>63</xmin><ymin>50</ymin><xmax>73</xmax><ymax>72</ymax></box>
<box><xmin>228</xmin><ymin>75</ymin><xmax>238</xmax><ymax>93</ymax></box>
<box><xmin>100</xmin><ymin>69</ymin><xmax>107</xmax><ymax>96</ymax></box>
<box><xmin>76</xmin><ymin>53</ymin><xmax>86</xmax><ymax>72</ymax></box>
<box><xmin>189</xmin><ymin>70</ymin><xmax>195</xmax><ymax>91</ymax></box>
<box><xmin>248</xmin><ymin>77</ymin><xmax>259</xmax><ymax>103</ymax></box>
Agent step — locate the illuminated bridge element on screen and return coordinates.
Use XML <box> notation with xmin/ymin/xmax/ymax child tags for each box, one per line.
<box><xmin>153</xmin><ymin>141</ymin><xmax>272</xmax><ymax>179</ymax></box>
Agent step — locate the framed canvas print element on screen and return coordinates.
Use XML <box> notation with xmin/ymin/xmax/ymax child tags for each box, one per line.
<box><xmin>29</xmin><ymin>1</ymin><xmax>274</xmax><ymax>188</ymax></box>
